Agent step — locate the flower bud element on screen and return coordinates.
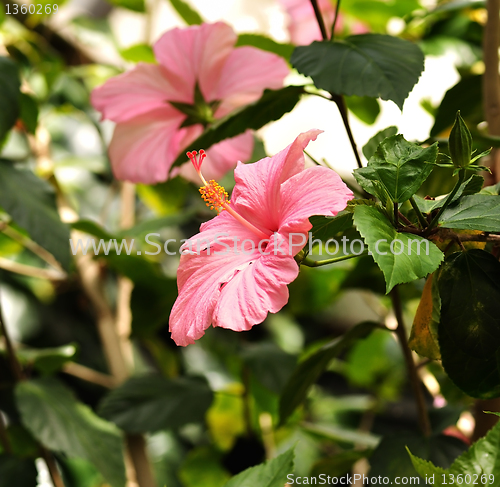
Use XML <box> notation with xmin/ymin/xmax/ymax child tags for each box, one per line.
<box><xmin>449</xmin><ymin>110</ymin><xmax>472</xmax><ymax>168</ymax></box>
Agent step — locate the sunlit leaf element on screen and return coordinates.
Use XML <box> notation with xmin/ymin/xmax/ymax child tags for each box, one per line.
<box><xmin>291</xmin><ymin>35</ymin><xmax>424</xmax><ymax>109</ymax></box>
<box><xmin>0</xmin><ymin>162</ymin><xmax>71</xmax><ymax>271</ymax></box>
<box><xmin>353</xmin><ymin>206</ymin><xmax>443</xmax><ymax>293</ymax></box>
<box><xmin>15</xmin><ymin>379</ymin><xmax>126</xmax><ymax>487</ymax></box>
<box><xmin>354</xmin><ymin>135</ymin><xmax>438</xmax><ymax>203</ymax></box>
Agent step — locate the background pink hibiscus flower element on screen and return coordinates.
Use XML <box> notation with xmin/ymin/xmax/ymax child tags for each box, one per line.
<box><xmin>91</xmin><ymin>22</ymin><xmax>289</xmax><ymax>184</ymax></box>
<box><xmin>169</xmin><ymin>129</ymin><xmax>353</xmax><ymax>346</ymax></box>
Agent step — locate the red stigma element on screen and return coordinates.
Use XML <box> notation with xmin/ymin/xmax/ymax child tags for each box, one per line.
<box><xmin>187</xmin><ymin>149</ymin><xmax>206</xmax><ymax>172</ymax></box>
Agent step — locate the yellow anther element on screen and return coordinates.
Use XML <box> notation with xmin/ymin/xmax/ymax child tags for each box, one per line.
<box><xmin>199</xmin><ymin>180</ymin><xmax>230</xmax><ymax>214</ymax></box>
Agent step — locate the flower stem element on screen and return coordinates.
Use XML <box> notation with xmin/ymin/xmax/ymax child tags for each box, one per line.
<box><xmin>308</xmin><ymin>0</ymin><xmax>363</xmax><ymax>169</ymax></box>
<box><xmin>309</xmin><ymin>0</ymin><xmax>329</xmax><ymax>40</ymax></box>
<box><xmin>330</xmin><ymin>93</ymin><xmax>364</xmax><ymax>169</ymax></box>
<box><xmin>331</xmin><ymin>0</ymin><xmax>341</xmax><ymax>40</ymax></box>
<box><xmin>390</xmin><ymin>286</ymin><xmax>431</xmax><ymax>437</ymax></box>
<box><xmin>424</xmin><ymin>169</ymin><xmax>466</xmax><ymax>236</ymax></box>
<box><xmin>0</xmin><ymin>257</ymin><xmax>65</xmax><ymax>281</ymax></box>
<box><xmin>302</xmin><ymin>250</ymin><xmax>368</xmax><ymax>267</ymax></box>
<box><xmin>409</xmin><ymin>197</ymin><xmax>428</xmax><ymax>228</ymax></box>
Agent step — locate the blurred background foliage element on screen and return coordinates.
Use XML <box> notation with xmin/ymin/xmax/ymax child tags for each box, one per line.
<box><xmin>0</xmin><ymin>0</ymin><xmax>497</xmax><ymax>486</ymax></box>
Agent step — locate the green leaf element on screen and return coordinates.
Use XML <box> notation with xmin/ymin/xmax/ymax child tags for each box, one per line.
<box><xmin>413</xmin><ymin>174</ymin><xmax>484</xmax><ymax>213</ymax></box>
<box><xmin>438</xmin><ymin>250</ymin><xmax>500</xmax><ymax>398</ymax></box>
<box><xmin>171</xmin><ymin>86</ymin><xmax>304</xmax><ymax>169</ymax></box>
<box><xmin>431</xmin><ymin>75</ymin><xmax>482</xmax><ymax>137</ymax></box>
<box><xmin>0</xmin><ymin>57</ymin><xmax>20</xmax><ymax>142</ymax></box>
<box><xmin>236</xmin><ymin>34</ymin><xmax>294</xmax><ymax>61</ymax></box>
<box><xmin>0</xmin><ymin>162</ymin><xmax>71</xmax><ymax>271</ymax></box>
<box><xmin>439</xmin><ymin>194</ymin><xmax>500</xmax><ymax>232</ymax></box>
<box><xmin>72</xmin><ymin>212</ymin><xmax>193</xmax><ymax>241</ymax></box>
<box><xmin>309</xmin><ymin>211</ymin><xmax>353</xmax><ymax>242</ymax></box>
<box><xmin>279</xmin><ymin>321</ymin><xmax>377</xmax><ymax>424</ymax></box>
<box><xmin>119</xmin><ymin>212</ymin><xmax>195</xmax><ymax>237</ymax></box>
<box><xmin>345</xmin><ymin>95</ymin><xmax>380</xmax><ymax>125</ymax></box>
<box><xmin>106</xmin><ymin>0</ymin><xmax>145</xmax><ymax>12</ymax></box>
<box><xmin>291</xmin><ymin>35</ymin><xmax>424</xmax><ymax>109</ymax></box>
<box><xmin>362</xmin><ymin>126</ymin><xmax>398</xmax><ymax>160</ymax></box>
<box><xmin>167</xmin><ymin>0</ymin><xmax>203</xmax><ymax>25</ymax></box>
<box><xmin>15</xmin><ymin>378</ymin><xmax>126</xmax><ymax>487</ymax></box>
<box><xmin>241</xmin><ymin>343</ymin><xmax>297</xmax><ymax>395</ymax></box>
<box><xmin>71</xmin><ymin>219</ymin><xmax>115</xmax><ymax>240</ymax></box>
<box><xmin>370</xmin><ymin>433</ymin><xmax>466</xmax><ymax>483</ymax></box>
<box><xmin>0</xmin><ymin>457</ymin><xmax>38</xmax><ymax>487</ymax></box>
<box><xmin>130</xmin><ymin>277</ymin><xmax>178</xmax><ymax>337</ymax></box>
<box><xmin>407</xmin><ymin>449</ymin><xmax>446</xmax><ymax>485</ymax></box>
<box><xmin>301</xmin><ymin>422</ymin><xmax>380</xmax><ymax>448</ymax></box>
<box><xmin>98</xmin><ymin>375</ymin><xmax>213</xmax><ymax>433</ymax></box>
<box><xmin>119</xmin><ymin>44</ymin><xmax>155</xmax><ymax>63</ymax></box>
<box><xmin>341</xmin><ymin>0</ymin><xmax>421</xmax><ymax>31</ymax></box>
<box><xmin>354</xmin><ymin>135</ymin><xmax>438</xmax><ymax>203</ymax></box>
<box><xmin>18</xmin><ymin>93</ymin><xmax>38</xmax><ymax>134</ymax></box>
<box><xmin>353</xmin><ymin>205</ymin><xmax>444</xmax><ymax>293</ymax></box>
<box><xmin>481</xmin><ymin>181</ymin><xmax>500</xmax><ymax>195</ymax></box>
<box><xmin>409</xmin><ymin>412</ymin><xmax>500</xmax><ymax>486</ymax></box>
<box><xmin>179</xmin><ymin>447</ymin><xmax>230</xmax><ymax>487</ymax></box>
<box><xmin>16</xmin><ymin>343</ymin><xmax>77</xmax><ymax>374</ymax></box>
<box><xmin>310</xmin><ymin>451</ymin><xmax>370</xmax><ymax>478</ymax></box>
<box><xmin>222</xmin><ymin>448</ymin><xmax>294</xmax><ymax>487</ymax></box>
<box><xmin>431</xmin><ymin>0</ymin><xmax>485</xmax><ymax>13</ymax></box>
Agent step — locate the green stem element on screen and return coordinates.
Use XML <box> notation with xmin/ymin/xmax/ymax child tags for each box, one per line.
<box><xmin>331</xmin><ymin>0</ymin><xmax>341</xmax><ymax>39</ymax></box>
<box><xmin>302</xmin><ymin>250</ymin><xmax>368</xmax><ymax>267</ymax></box>
<box><xmin>330</xmin><ymin>94</ymin><xmax>364</xmax><ymax>169</ymax></box>
<box><xmin>409</xmin><ymin>197</ymin><xmax>428</xmax><ymax>229</ymax></box>
<box><xmin>424</xmin><ymin>169</ymin><xmax>466</xmax><ymax>236</ymax></box>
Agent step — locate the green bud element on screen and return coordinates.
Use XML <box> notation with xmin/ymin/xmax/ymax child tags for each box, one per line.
<box><xmin>449</xmin><ymin>110</ymin><xmax>473</xmax><ymax>168</ymax></box>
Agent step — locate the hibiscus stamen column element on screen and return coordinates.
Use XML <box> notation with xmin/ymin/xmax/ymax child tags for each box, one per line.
<box><xmin>187</xmin><ymin>150</ymin><xmax>270</xmax><ymax>241</ymax></box>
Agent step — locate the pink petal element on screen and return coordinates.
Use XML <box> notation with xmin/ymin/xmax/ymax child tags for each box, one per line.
<box><xmin>170</xmin><ymin>212</ymin><xmax>263</xmax><ymax>346</ymax></box>
<box><xmin>231</xmin><ymin>129</ymin><xmax>322</xmax><ymax>234</ymax></box>
<box><xmin>175</xmin><ymin>131</ymin><xmax>254</xmax><ymax>183</ymax></box>
<box><xmin>153</xmin><ymin>22</ymin><xmax>236</xmax><ymax>103</ymax></box>
<box><xmin>91</xmin><ymin>63</ymin><xmax>184</xmax><ymax>123</ymax></box>
<box><xmin>213</xmin><ymin>233</ymin><xmax>299</xmax><ymax>331</ymax></box>
<box><xmin>214</xmin><ymin>47</ymin><xmax>289</xmax><ymax>117</ymax></box>
<box><xmin>108</xmin><ymin>107</ymin><xmax>185</xmax><ymax>184</ymax></box>
<box><xmin>279</xmin><ymin>165</ymin><xmax>353</xmax><ymax>237</ymax></box>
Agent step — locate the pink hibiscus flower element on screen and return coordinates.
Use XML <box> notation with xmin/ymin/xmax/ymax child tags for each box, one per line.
<box><xmin>169</xmin><ymin>129</ymin><xmax>353</xmax><ymax>346</ymax></box>
<box><xmin>91</xmin><ymin>22</ymin><xmax>289</xmax><ymax>184</ymax></box>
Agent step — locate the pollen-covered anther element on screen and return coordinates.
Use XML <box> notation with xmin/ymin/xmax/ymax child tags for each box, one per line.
<box><xmin>199</xmin><ymin>180</ymin><xmax>230</xmax><ymax>213</ymax></box>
